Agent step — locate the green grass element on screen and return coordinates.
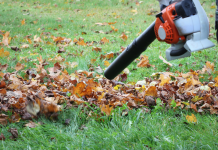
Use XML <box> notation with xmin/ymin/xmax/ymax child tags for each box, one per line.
<box><xmin>0</xmin><ymin>0</ymin><xmax>217</xmax><ymax>82</ymax></box>
<box><xmin>1</xmin><ymin>106</ymin><xmax>218</xmax><ymax>149</ymax></box>
<box><xmin>0</xmin><ymin>0</ymin><xmax>218</xmax><ymax>149</ymax></box>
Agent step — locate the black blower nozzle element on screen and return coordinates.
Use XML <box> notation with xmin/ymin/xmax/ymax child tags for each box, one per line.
<box><xmin>104</xmin><ymin>21</ymin><xmax>156</xmax><ymax>80</ymax></box>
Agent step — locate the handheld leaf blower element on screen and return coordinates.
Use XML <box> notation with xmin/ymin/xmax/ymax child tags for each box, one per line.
<box><xmin>104</xmin><ymin>0</ymin><xmax>215</xmax><ymax>80</ymax></box>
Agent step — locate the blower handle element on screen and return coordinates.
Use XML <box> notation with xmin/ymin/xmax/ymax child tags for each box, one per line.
<box><xmin>104</xmin><ymin>21</ymin><xmax>156</xmax><ymax>80</ymax></box>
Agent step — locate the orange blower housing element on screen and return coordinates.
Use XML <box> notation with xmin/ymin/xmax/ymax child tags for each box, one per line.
<box><xmin>154</xmin><ymin>2</ymin><xmax>185</xmax><ymax>44</ymax></box>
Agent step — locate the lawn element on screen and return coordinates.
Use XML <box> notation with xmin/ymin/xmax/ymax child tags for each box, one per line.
<box><xmin>0</xmin><ymin>0</ymin><xmax>218</xmax><ymax>149</ymax></box>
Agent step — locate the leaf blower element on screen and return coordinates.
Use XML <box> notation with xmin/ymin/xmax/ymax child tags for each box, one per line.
<box><xmin>104</xmin><ymin>0</ymin><xmax>215</xmax><ymax>80</ymax></box>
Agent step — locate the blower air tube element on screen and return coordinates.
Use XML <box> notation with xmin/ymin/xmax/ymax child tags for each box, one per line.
<box><xmin>104</xmin><ymin>21</ymin><xmax>156</xmax><ymax>80</ymax></box>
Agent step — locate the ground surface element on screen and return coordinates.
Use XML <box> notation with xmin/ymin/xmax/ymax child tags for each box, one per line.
<box><xmin>0</xmin><ymin>0</ymin><xmax>218</xmax><ymax>149</ymax></box>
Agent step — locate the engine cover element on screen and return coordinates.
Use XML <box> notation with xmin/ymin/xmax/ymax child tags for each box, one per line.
<box><xmin>154</xmin><ymin>0</ymin><xmax>197</xmax><ymax>44</ymax></box>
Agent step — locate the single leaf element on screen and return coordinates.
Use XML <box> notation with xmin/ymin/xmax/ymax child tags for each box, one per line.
<box><xmin>131</xmin><ymin>9</ymin><xmax>137</xmax><ymax>13</ymax></box>
<box><xmin>137</xmin><ymin>55</ymin><xmax>151</xmax><ymax>68</ymax></box>
<box><xmin>27</xmin><ymin>38</ymin><xmax>32</xmax><ymax>44</ymax></box>
<box><xmin>101</xmin><ymin>37</ymin><xmax>109</xmax><ymax>44</ymax></box>
<box><xmin>0</xmin><ymin>133</ymin><xmax>5</xmax><ymax>141</ymax></box>
<box><xmin>11</xmin><ymin>46</ymin><xmax>20</xmax><ymax>51</ymax></box>
<box><xmin>92</xmin><ymin>47</ymin><xmax>102</xmax><ymax>52</ymax></box>
<box><xmin>0</xmin><ymin>81</ymin><xmax>6</xmax><ymax>88</ymax></box>
<box><xmin>104</xmin><ymin>60</ymin><xmax>110</xmax><ymax>67</ymax></box>
<box><xmin>24</xmin><ymin>121</ymin><xmax>39</xmax><ymax>128</ymax></box>
<box><xmin>15</xmin><ymin>62</ymin><xmax>24</xmax><ymax>71</ymax></box>
<box><xmin>21</xmin><ymin>19</ymin><xmax>25</xmax><ymax>25</ymax></box>
<box><xmin>0</xmin><ymin>48</ymin><xmax>10</xmax><ymax>57</ymax></box>
<box><xmin>2</xmin><ymin>31</ymin><xmax>10</xmax><ymax>46</ymax></box>
<box><xmin>70</xmin><ymin>62</ymin><xmax>78</xmax><ymax>68</ymax></box>
<box><xmin>0</xmin><ymin>114</ymin><xmax>8</xmax><ymax>126</ymax></box>
<box><xmin>144</xmin><ymin>86</ymin><xmax>157</xmax><ymax>97</ymax></box>
<box><xmin>77</xmin><ymin>40</ymin><xmax>87</xmax><ymax>46</ymax></box>
<box><xmin>111</xmin><ymin>26</ymin><xmax>118</xmax><ymax>32</ymax></box>
<box><xmin>100</xmin><ymin>104</ymin><xmax>113</xmax><ymax>116</ymax></box>
<box><xmin>190</xmin><ymin>103</ymin><xmax>198</xmax><ymax>113</ymax></box>
<box><xmin>159</xmin><ymin>55</ymin><xmax>172</xmax><ymax>66</ymax></box>
<box><xmin>95</xmin><ymin>22</ymin><xmax>108</xmax><ymax>26</ymax></box>
<box><xmin>120</xmin><ymin>32</ymin><xmax>128</xmax><ymax>41</ymax></box>
<box><xmin>215</xmin><ymin>76</ymin><xmax>218</xmax><ymax>87</ymax></box>
<box><xmin>34</xmin><ymin>35</ymin><xmax>42</xmax><ymax>43</ymax></box>
<box><xmin>96</xmin><ymin>66</ymin><xmax>103</xmax><ymax>73</ymax></box>
<box><xmin>20</xmin><ymin>44</ymin><xmax>29</xmax><ymax>48</ymax></box>
<box><xmin>8</xmin><ymin>128</ymin><xmax>18</xmax><ymax>139</ymax></box>
<box><xmin>159</xmin><ymin>74</ymin><xmax>171</xmax><ymax>86</ymax></box>
<box><xmin>186</xmin><ymin>114</ymin><xmax>197</xmax><ymax>123</ymax></box>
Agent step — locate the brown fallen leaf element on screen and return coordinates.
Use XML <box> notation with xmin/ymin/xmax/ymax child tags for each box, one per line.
<box><xmin>21</xmin><ymin>19</ymin><xmax>25</xmax><ymax>25</ymax></box>
<box><xmin>21</xmin><ymin>113</ymin><xmax>33</xmax><ymax>120</ymax></box>
<box><xmin>104</xmin><ymin>61</ymin><xmax>110</xmax><ymax>67</ymax></box>
<box><xmin>108</xmin><ymin>22</ymin><xmax>117</xmax><ymax>25</ymax></box>
<box><xmin>68</xmin><ymin>62</ymin><xmax>78</xmax><ymax>68</ymax></box>
<box><xmin>11</xmin><ymin>46</ymin><xmax>20</xmax><ymax>51</ymax></box>
<box><xmin>0</xmin><ymin>63</ymin><xmax>8</xmax><ymax>71</ymax></box>
<box><xmin>2</xmin><ymin>31</ymin><xmax>10</xmax><ymax>46</ymax></box>
<box><xmin>202</xmin><ymin>61</ymin><xmax>214</xmax><ymax>74</ymax></box>
<box><xmin>58</xmin><ymin>47</ymin><xmax>66</xmax><ymax>53</ymax></box>
<box><xmin>27</xmin><ymin>38</ymin><xmax>32</xmax><ymax>44</ymax></box>
<box><xmin>100</xmin><ymin>104</ymin><xmax>113</xmax><ymax>116</ymax></box>
<box><xmin>186</xmin><ymin>114</ymin><xmax>197</xmax><ymax>123</ymax></box>
<box><xmin>0</xmin><ymin>72</ymin><xmax>4</xmax><ymax>78</ymax></box>
<box><xmin>95</xmin><ymin>22</ymin><xmax>108</xmax><ymax>26</ymax></box>
<box><xmin>77</xmin><ymin>40</ymin><xmax>87</xmax><ymax>46</ymax></box>
<box><xmin>144</xmin><ymin>86</ymin><xmax>157</xmax><ymax>97</ymax></box>
<box><xmin>0</xmin><ymin>48</ymin><xmax>10</xmax><ymax>57</ymax></box>
<box><xmin>101</xmin><ymin>37</ymin><xmax>109</xmax><ymax>44</ymax></box>
<box><xmin>100</xmin><ymin>53</ymin><xmax>115</xmax><ymax>60</ymax></box>
<box><xmin>96</xmin><ymin>66</ymin><xmax>103</xmax><ymax>73</ymax></box>
<box><xmin>8</xmin><ymin>113</ymin><xmax>21</xmax><ymax>123</ymax></box>
<box><xmin>0</xmin><ymin>133</ymin><xmax>5</xmax><ymax>141</ymax></box>
<box><xmin>0</xmin><ymin>80</ymin><xmax>6</xmax><ymax>88</ymax></box>
<box><xmin>91</xmin><ymin>59</ymin><xmax>96</xmax><ymax>64</ymax></box>
<box><xmin>120</xmin><ymin>32</ymin><xmax>128</xmax><ymax>41</ymax></box>
<box><xmin>159</xmin><ymin>74</ymin><xmax>171</xmax><ymax>86</ymax></box>
<box><xmin>34</xmin><ymin>35</ymin><xmax>42</xmax><ymax>43</ymax></box>
<box><xmin>8</xmin><ymin>128</ymin><xmax>18</xmax><ymax>140</ymax></box>
<box><xmin>0</xmin><ymin>89</ymin><xmax>7</xmax><ymax>95</ymax></box>
<box><xmin>137</xmin><ymin>55</ymin><xmax>152</xmax><ymax>68</ymax></box>
<box><xmin>92</xmin><ymin>47</ymin><xmax>102</xmax><ymax>52</ymax></box>
<box><xmin>20</xmin><ymin>44</ymin><xmax>29</xmax><ymax>48</ymax></box>
<box><xmin>15</xmin><ymin>62</ymin><xmax>24</xmax><ymax>71</ymax></box>
<box><xmin>72</xmin><ymin>79</ymin><xmax>99</xmax><ymax>98</ymax></box>
<box><xmin>120</xmin><ymin>73</ymin><xmax>127</xmax><ymax>82</ymax></box>
<box><xmin>159</xmin><ymin>55</ymin><xmax>172</xmax><ymax>66</ymax></box>
<box><xmin>190</xmin><ymin>103</ymin><xmax>198</xmax><ymax>113</ymax></box>
<box><xmin>0</xmin><ymin>114</ymin><xmax>8</xmax><ymax>126</ymax></box>
<box><xmin>24</xmin><ymin>121</ymin><xmax>39</xmax><ymax>128</ymax></box>
<box><xmin>111</xmin><ymin>26</ymin><xmax>118</xmax><ymax>32</ymax></box>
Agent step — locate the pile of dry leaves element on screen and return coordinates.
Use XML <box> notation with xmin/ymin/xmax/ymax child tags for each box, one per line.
<box><xmin>0</xmin><ymin>56</ymin><xmax>218</xmax><ymax>127</ymax></box>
